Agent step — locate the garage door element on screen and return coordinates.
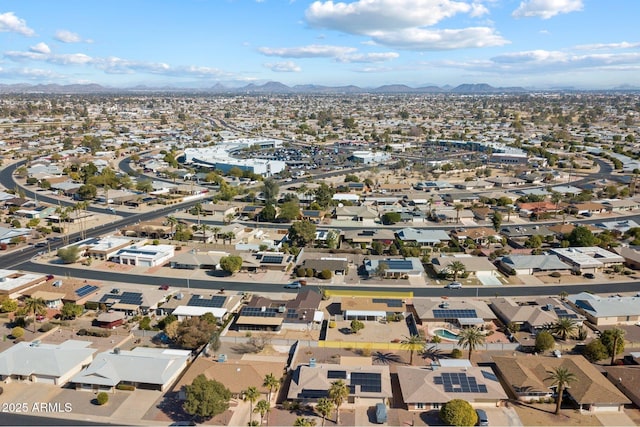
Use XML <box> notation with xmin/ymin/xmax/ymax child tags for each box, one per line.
<box><xmin>35</xmin><ymin>376</ymin><xmax>56</xmax><ymax>384</ymax></box>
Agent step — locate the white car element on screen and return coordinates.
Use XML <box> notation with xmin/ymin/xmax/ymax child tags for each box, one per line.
<box><xmin>445</xmin><ymin>281</ymin><xmax>462</xmax><ymax>289</ymax></box>
<box><xmin>284</xmin><ymin>282</ymin><xmax>302</xmax><ymax>289</ymax></box>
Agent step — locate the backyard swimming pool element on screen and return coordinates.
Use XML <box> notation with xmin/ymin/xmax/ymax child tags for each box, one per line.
<box><xmin>433</xmin><ymin>328</ymin><xmax>460</xmax><ymax>341</ymax></box>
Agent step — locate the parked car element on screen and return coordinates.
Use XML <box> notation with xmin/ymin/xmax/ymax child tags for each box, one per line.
<box><xmin>46</xmin><ymin>274</ymin><xmax>55</xmax><ymax>281</ymax></box>
<box><xmin>159</xmin><ymin>284</ymin><xmax>170</xmax><ymax>290</ymax></box>
<box><xmin>445</xmin><ymin>281</ymin><xmax>462</xmax><ymax>289</ymax></box>
<box><xmin>583</xmin><ymin>273</ymin><xmax>595</xmax><ymax>279</ymax></box>
<box><xmin>284</xmin><ymin>282</ymin><xmax>302</xmax><ymax>289</ymax></box>
<box><xmin>375</xmin><ymin>403</ymin><xmax>387</xmax><ymax>424</ymax></box>
<box><xmin>476</xmin><ymin>409</ymin><xmax>489</xmax><ymax>426</ymax></box>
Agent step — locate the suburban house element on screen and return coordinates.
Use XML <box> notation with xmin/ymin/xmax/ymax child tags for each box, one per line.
<box><xmin>602</xmin><ymin>199</ymin><xmax>640</xmax><ymax>213</ymax></box>
<box><xmin>287</xmin><ymin>359</ymin><xmax>392</xmax><ymax>406</ymax></box>
<box><xmin>169</xmin><ymin>250</ymin><xmax>229</xmax><ymax>270</ymax></box>
<box><xmin>492</xmin><ymin>355</ymin><xmax>630</xmax><ymax>412</ymax></box>
<box><xmin>603</xmin><ymin>365</ymin><xmax>640</xmax><ymax>408</ymax></box>
<box><xmin>77</xmin><ymin>236</ymin><xmax>137</xmax><ymax>261</ymax></box>
<box><xmin>94</xmin><ymin>311</ymin><xmax>126</xmax><ymax>329</ymax></box>
<box><xmin>112</xmin><ymin>244</ymin><xmax>175</xmax><ymax>267</ymax></box>
<box><xmin>342</xmin><ymin>229</ymin><xmax>395</xmax><ymax>248</ymax></box>
<box><xmin>201</xmin><ymin>203</ymin><xmax>238</xmax><ymax>217</ymax></box>
<box><xmin>340</xmin><ymin>297</ymin><xmax>406</xmax><ymax>321</ymax></box>
<box><xmin>411</xmin><ymin>298</ymin><xmax>496</xmax><ymax>331</ymax></box>
<box><xmin>567</xmin><ymin>292</ymin><xmax>640</xmax><ymax>326</ymax></box>
<box><xmin>300</xmin><ymin>257</ymin><xmax>349</xmax><ymax>276</ymax></box>
<box><xmin>489</xmin><ymin>297</ymin><xmax>584</xmax><ymax>334</ymax></box>
<box><xmin>431</xmin><ymin>255</ymin><xmax>500</xmax><ymax>285</ymax></box>
<box><xmin>232</xmin><ymin>289</ymin><xmax>323</xmax><ymax>332</ymax></box>
<box><xmin>613</xmin><ymin>246</ymin><xmax>640</xmax><ymax>270</ymax></box>
<box><xmin>160</xmin><ymin>292</ymin><xmax>243</xmax><ymax>321</ymax></box>
<box><xmin>363</xmin><ymin>258</ymin><xmax>425</xmax><ymax>278</ymax></box>
<box><xmin>0</xmin><ymin>269</ymin><xmax>48</xmax><ymax>298</ymax></box>
<box><xmin>498</xmin><ymin>255</ymin><xmax>572</xmax><ymax>276</ymax></box>
<box><xmin>334</xmin><ymin>206</ymin><xmax>378</xmax><ymax>224</ymax></box>
<box><xmin>567</xmin><ymin>202</ymin><xmax>608</xmax><ymax>216</ymax></box>
<box><xmin>0</xmin><ymin>340</ymin><xmax>96</xmax><ymax>386</ymax></box>
<box><xmin>395</xmin><ymin>228</ymin><xmax>451</xmax><ymax>247</ymax></box>
<box><xmin>451</xmin><ymin>227</ymin><xmax>502</xmax><ymax>247</ymax></box>
<box><xmin>0</xmin><ymin>226</ymin><xmax>32</xmax><ymax>245</ymax></box>
<box><xmin>173</xmin><ymin>357</ymin><xmax>286</xmax><ymax>400</ymax></box>
<box><xmin>550</xmin><ymin>247</ymin><xmax>625</xmax><ymax>274</ymax></box>
<box><xmin>72</xmin><ymin>347</ymin><xmax>191</xmax><ymax>392</ymax></box>
<box><xmin>397</xmin><ymin>365</ymin><xmax>507</xmax><ymax>411</ymax></box>
<box><xmin>88</xmin><ymin>286</ymin><xmax>171</xmax><ymax>316</ymax></box>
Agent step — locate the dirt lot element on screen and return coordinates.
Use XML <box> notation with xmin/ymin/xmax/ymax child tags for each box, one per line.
<box><xmin>511</xmin><ymin>401</ymin><xmax>602</xmax><ymax>426</ymax></box>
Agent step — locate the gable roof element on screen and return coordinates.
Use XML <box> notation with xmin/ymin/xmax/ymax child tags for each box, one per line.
<box><xmin>493</xmin><ymin>355</ymin><xmax>630</xmax><ymax>405</ymax></box>
<box><xmin>0</xmin><ymin>340</ymin><xmax>95</xmax><ymax>378</ymax></box>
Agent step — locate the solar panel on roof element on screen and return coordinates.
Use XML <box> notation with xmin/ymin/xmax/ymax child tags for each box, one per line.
<box><xmin>436</xmin><ymin>373</ymin><xmax>488</xmax><ymax>394</ymax></box>
<box><xmin>240</xmin><ymin>307</ymin><xmax>278</xmax><ymax>317</ymax></box>
<box><xmin>76</xmin><ymin>285</ymin><xmax>98</xmax><ymax>297</ymax></box>
<box><xmin>327</xmin><ymin>370</ymin><xmax>347</xmax><ymax>379</ymax></box>
<box><xmin>351</xmin><ymin>372</ymin><xmax>382</xmax><ymax>393</ymax></box>
<box><xmin>261</xmin><ymin>255</ymin><xmax>284</xmax><ymax>264</ymax></box>
<box><xmin>385</xmin><ymin>260</ymin><xmax>414</xmax><ymax>270</ymax></box>
<box><xmin>188</xmin><ymin>295</ymin><xmax>226</xmax><ymax>308</ymax></box>
<box><xmin>286</xmin><ymin>308</ymin><xmax>298</xmax><ymax>319</ymax></box>
<box><xmin>433</xmin><ymin>309</ymin><xmax>478</xmax><ymax>319</ymax></box>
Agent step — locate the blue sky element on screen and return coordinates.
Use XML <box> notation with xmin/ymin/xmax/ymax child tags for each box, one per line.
<box><xmin>1</xmin><ymin>0</ymin><xmax>639</xmax><ymax>89</ymax></box>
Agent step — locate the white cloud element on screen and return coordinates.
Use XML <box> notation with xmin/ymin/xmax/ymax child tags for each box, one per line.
<box><xmin>54</xmin><ymin>29</ymin><xmax>89</xmax><ymax>43</ymax></box>
<box><xmin>369</xmin><ymin>27</ymin><xmax>509</xmax><ymax>50</ymax></box>
<box><xmin>512</xmin><ymin>0</ymin><xmax>583</xmax><ymax>19</ymax></box>
<box><xmin>304</xmin><ymin>0</ymin><xmax>504</xmax><ymax>51</ymax></box>
<box><xmin>264</xmin><ymin>61</ymin><xmax>302</xmax><ymax>72</ymax></box>
<box><xmin>0</xmin><ymin>12</ymin><xmax>35</xmax><ymax>36</ymax></box>
<box><xmin>574</xmin><ymin>41</ymin><xmax>640</xmax><ymax>51</ymax></box>
<box><xmin>305</xmin><ymin>0</ymin><xmax>475</xmax><ymax>33</ymax></box>
<box><xmin>258</xmin><ymin>44</ymin><xmax>357</xmax><ymax>58</ymax></box>
<box><xmin>338</xmin><ymin>52</ymin><xmax>400</xmax><ymax>63</ymax></box>
<box><xmin>29</xmin><ymin>42</ymin><xmax>50</xmax><ymax>54</ymax></box>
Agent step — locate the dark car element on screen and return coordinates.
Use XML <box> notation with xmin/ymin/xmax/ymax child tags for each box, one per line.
<box><xmin>159</xmin><ymin>284</ymin><xmax>170</xmax><ymax>290</ymax></box>
<box><xmin>46</xmin><ymin>274</ymin><xmax>55</xmax><ymax>281</ymax></box>
<box><xmin>584</xmin><ymin>273</ymin><xmax>595</xmax><ymax>279</ymax></box>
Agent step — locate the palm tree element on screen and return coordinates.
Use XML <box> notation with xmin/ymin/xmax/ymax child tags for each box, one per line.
<box><xmin>315</xmin><ymin>397</ymin><xmax>334</xmax><ymax>427</ymax></box>
<box><xmin>23</xmin><ymin>297</ymin><xmax>46</xmax><ymax>332</ymax></box>
<box><xmin>545</xmin><ymin>366</ymin><xmax>577</xmax><ymax>415</ymax></box>
<box><xmin>199</xmin><ymin>223</ymin><xmax>210</xmax><ymax>245</ymax></box>
<box><xmin>328</xmin><ymin>379</ymin><xmax>350</xmax><ymax>424</ymax></box>
<box><xmin>558</xmin><ymin>291</ymin><xmax>568</xmax><ymax>301</ymax></box>
<box><xmin>254</xmin><ymin>399</ymin><xmax>270</xmax><ymax>426</ymax></box>
<box><xmin>401</xmin><ymin>334</ymin><xmax>425</xmax><ymax>365</ymax></box>
<box><xmin>454</xmin><ymin>203</ymin><xmax>465</xmax><ymax>223</ymax></box>
<box><xmin>263</xmin><ymin>373</ymin><xmax>280</xmax><ymax>402</ymax></box>
<box><xmin>608</xmin><ymin>328</ymin><xmax>626</xmax><ymax>366</ymax></box>
<box><xmin>293</xmin><ymin>417</ymin><xmax>316</xmax><ymax>426</ymax></box>
<box><xmin>448</xmin><ymin>261</ymin><xmax>466</xmax><ymax>281</ymax></box>
<box><xmin>166</xmin><ymin>215</ymin><xmax>178</xmax><ymax>239</ymax></box>
<box><xmin>212</xmin><ymin>226</ymin><xmax>221</xmax><ymax>244</ymax></box>
<box><xmin>551</xmin><ymin>318</ymin><xmax>578</xmax><ymax>341</ymax></box>
<box><xmin>243</xmin><ymin>386</ymin><xmax>261</xmax><ymax>424</ymax></box>
<box><xmin>457</xmin><ymin>327</ymin><xmax>485</xmax><ymax>361</ymax></box>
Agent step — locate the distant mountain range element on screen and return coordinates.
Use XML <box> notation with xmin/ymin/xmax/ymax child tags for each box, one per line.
<box><xmin>0</xmin><ymin>81</ymin><xmax>637</xmax><ymax>94</ymax></box>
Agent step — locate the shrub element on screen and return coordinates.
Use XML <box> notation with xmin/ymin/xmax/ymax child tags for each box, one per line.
<box><xmin>116</xmin><ymin>384</ymin><xmax>135</xmax><ymax>391</ymax></box>
<box><xmin>296</xmin><ymin>267</ymin><xmax>306</xmax><ymax>277</ymax></box>
<box><xmin>439</xmin><ymin>399</ymin><xmax>477</xmax><ymax>427</ymax></box>
<box><xmin>328</xmin><ymin>320</ymin><xmax>336</xmax><ymax>328</ymax></box>
<box><xmin>319</xmin><ymin>269</ymin><xmax>332</xmax><ymax>280</ymax></box>
<box><xmin>11</xmin><ymin>326</ymin><xmax>24</xmax><ymax>339</ymax></box>
<box><xmin>39</xmin><ymin>323</ymin><xmax>55</xmax><ymax>333</ymax></box>
<box><xmin>549</xmin><ymin>272</ymin><xmax>561</xmax><ymax>278</ymax></box>
<box><xmin>305</xmin><ymin>268</ymin><xmax>314</xmax><ymax>277</ymax></box>
<box><xmin>451</xmin><ymin>348</ymin><xmax>463</xmax><ymax>359</ymax></box>
<box><xmin>96</xmin><ymin>392</ymin><xmax>109</xmax><ymax>405</ymax></box>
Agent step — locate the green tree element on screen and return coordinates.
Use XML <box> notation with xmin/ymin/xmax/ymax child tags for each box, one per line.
<box><xmin>350</xmin><ymin>319</ymin><xmax>364</xmax><ymax>334</ymax></box>
<box><xmin>551</xmin><ymin>318</ymin><xmax>578</xmax><ymax>341</ymax></box>
<box><xmin>439</xmin><ymin>399</ymin><xmax>477</xmax><ymax>426</ymax></box>
<box><xmin>601</xmin><ymin>328</ymin><xmax>625</xmax><ymax>365</ymax></box>
<box><xmin>293</xmin><ymin>417</ymin><xmax>316</xmax><ymax>426</ymax></box>
<box><xmin>329</xmin><ymin>379</ymin><xmax>350</xmax><ymax>424</ymax></box>
<box><xmin>382</xmin><ymin>212</ymin><xmax>401</xmax><ymax>225</ymax></box>
<box><xmin>60</xmin><ymin>303</ymin><xmax>83</xmax><ymax>320</ymax></box>
<box><xmin>260</xmin><ymin>204</ymin><xmax>277</xmax><ymax>222</ymax></box>
<box><xmin>277</xmin><ymin>201</ymin><xmax>300</xmax><ymax>222</ymax></box>
<box><xmin>23</xmin><ymin>297</ymin><xmax>46</xmax><ymax>332</ymax></box>
<box><xmin>457</xmin><ymin>327</ymin><xmax>485</xmax><ymax>361</ymax></box>
<box><xmin>176</xmin><ymin>317</ymin><xmax>217</xmax><ymax>349</ymax></box>
<box><xmin>315</xmin><ymin>397</ymin><xmax>334</xmax><ymax>427</ymax></box>
<box><xmin>288</xmin><ymin>220</ymin><xmax>317</xmax><ymax>247</ymax></box>
<box><xmin>568</xmin><ymin>225</ymin><xmax>597</xmax><ymax>247</ymax></box>
<box><xmin>219</xmin><ymin>255</ymin><xmax>243</xmax><ymax>275</ymax></box>
<box><xmin>583</xmin><ymin>339</ymin><xmax>609</xmax><ymax>362</ymax></box>
<box><xmin>0</xmin><ymin>298</ymin><xmax>18</xmax><ymax>313</ymax></box>
<box><xmin>545</xmin><ymin>367</ymin><xmax>577</xmax><ymax>415</ymax></box>
<box><xmin>491</xmin><ymin>211</ymin><xmax>503</xmax><ymax>232</ymax></box>
<box><xmin>243</xmin><ymin>386</ymin><xmax>261</xmax><ymax>425</ymax></box>
<box><xmin>57</xmin><ymin>246</ymin><xmax>81</xmax><ymax>264</ymax></box>
<box><xmin>401</xmin><ymin>334</ymin><xmax>425</xmax><ymax>365</ymax></box>
<box><xmin>535</xmin><ymin>331</ymin><xmax>555</xmax><ymax>353</ymax></box>
<box><xmin>183</xmin><ymin>374</ymin><xmax>231</xmax><ymax>420</ymax></box>
<box><xmin>77</xmin><ymin>183</ymin><xmax>97</xmax><ymax>200</ymax></box>
<box><xmin>314</xmin><ymin>183</ymin><xmax>334</xmax><ymax>209</ymax></box>
<box><xmin>262</xmin><ymin>179</ymin><xmax>280</xmax><ymax>205</ymax></box>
